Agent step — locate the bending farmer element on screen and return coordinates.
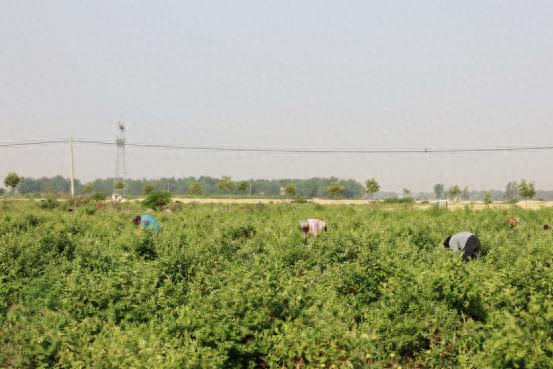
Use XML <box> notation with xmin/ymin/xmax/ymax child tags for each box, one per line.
<box><xmin>133</xmin><ymin>214</ymin><xmax>161</xmax><ymax>233</ymax></box>
<box><xmin>443</xmin><ymin>232</ymin><xmax>480</xmax><ymax>261</ymax></box>
<box><xmin>299</xmin><ymin>219</ymin><xmax>327</xmax><ymax>237</ymax></box>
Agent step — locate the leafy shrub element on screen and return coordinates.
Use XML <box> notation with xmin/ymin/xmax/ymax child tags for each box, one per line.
<box><xmin>39</xmin><ymin>196</ymin><xmax>60</xmax><ymax>210</ymax></box>
<box><xmin>226</xmin><ymin>224</ymin><xmax>256</xmax><ymax>240</ymax></box>
<box><xmin>383</xmin><ymin>196</ymin><xmax>415</xmax><ymax>204</ymax></box>
<box><xmin>142</xmin><ymin>191</ymin><xmax>171</xmax><ymax>210</ymax></box>
<box><xmin>91</xmin><ymin>192</ymin><xmax>108</xmax><ymax>201</ymax></box>
<box><xmin>131</xmin><ymin>233</ymin><xmax>157</xmax><ymax>260</ymax></box>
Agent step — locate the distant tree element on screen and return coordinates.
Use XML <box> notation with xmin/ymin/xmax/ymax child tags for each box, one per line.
<box><xmin>0</xmin><ymin>188</ymin><xmax>4</xmax><ymax>196</ymax></box>
<box><xmin>518</xmin><ymin>179</ymin><xmax>536</xmax><ymax>209</ymax></box>
<box><xmin>143</xmin><ymin>183</ymin><xmax>154</xmax><ymax>195</ymax></box>
<box><xmin>143</xmin><ymin>191</ymin><xmax>171</xmax><ymax>210</ymax></box>
<box><xmin>326</xmin><ymin>182</ymin><xmax>345</xmax><ymax>199</ymax></box>
<box><xmin>218</xmin><ymin>176</ymin><xmax>234</xmax><ymax>201</ymax></box>
<box><xmin>283</xmin><ymin>182</ymin><xmax>297</xmax><ymax>198</ymax></box>
<box><xmin>365</xmin><ymin>178</ymin><xmax>380</xmax><ymax>199</ymax></box>
<box><xmin>402</xmin><ymin>188</ymin><xmax>412</xmax><ymax>199</ymax></box>
<box><xmin>504</xmin><ymin>181</ymin><xmax>518</xmax><ymax>201</ymax></box>
<box><xmin>237</xmin><ymin>181</ymin><xmax>249</xmax><ymax>195</ymax></box>
<box><xmin>115</xmin><ymin>181</ymin><xmax>125</xmax><ymax>190</ymax></box>
<box><xmin>82</xmin><ymin>183</ymin><xmax>94</xmax><ymax>195</ymax></box>
<box><xmin>4</xmin><ymin>172</ymin><xmax>21</xmax><ymax>195</ymax></box>
<box><xmin>434</xmin><ymin>183</ymin><xmax>445</xmax><ymax>199</ymax></box>
<box><xmin>447</xmin><ymin>185</ymin><xmax>462</xmax><ymax>200</ymax></box>
<box><xmin>461</xmin><ymin>186</ymin><xmax>470</xmax><ymax>201</ymax></box>
<box><xmin>188</xmin><ymin>182</ymin><xmax>203</xmax><ymax>197</ymax></box>
<box><xmin>483</xmin><ymin>192</ymin><xmax>492</xmax><ymax>207</ymax></box>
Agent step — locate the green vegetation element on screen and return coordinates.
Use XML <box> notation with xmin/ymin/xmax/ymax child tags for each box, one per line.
<box><xmin>82</xmin><ymin>183</ymin><xmax>93</xmax><ymax>195</ymax></box>
<box><xmin>142</xmin><ymin>191</ymin><xmax>171</xmax><ymax>210</ymax></box>
<box><xmin>505</xmin><ymin>181</ymin><xmax>519</xmax><ymax>202</ymax></box>
<box><xmin>447</xmin><ymin>185</ymin><xmax>462</xmax><ymax>200</ymax></box>
<box><xmin>326</xmin><ymin>181</ymin><xmax>345</xmax><ymax>199</ymax></box>
<box><xmin>364</xmin><ymin>178</ymin><xmax>380</xmax><ymax>199</ymax></box>
<box><xmin>187</xmin><ymin>182</ymin><xmax>203</xmax><ymax>197</ymax></box>
<box><xmin>284</xmin><ymin>182</ymin><xmax>297</xmax><ymax>198</ymax></box>
<box><xmin>519</xmin><ymin>179</ymin><xmax>536</xmax><ymax>209</ymax></box>
<box><xmin>483</xmin><ymin>192</ymin><xmax>492</xmax><ymax>207</ymax></box>
<box><xmin>10</xmin><ymin>175</ymin><xmax>553</xmax><ymax>202</ymax></box>
<box><xmin>13</xmin><ymin>176</ymin><xmax>368</xmax><ymax>199</ymax></box>
<box><xmin>39</xmin><ymin>195</ymin><xmax>61</xmax><ymax>210</ymax></box>
<box><xmin>383</xmin><ymin>196</ymin><xmax>415</xmax><ymax>204</ymax></box>
<box><xmin>91</xmin><ymin>192</ymin><xmax>108</xmax><ymax>201</ymax></box>
<box><xmin>143</xmin><ymin>183</ymin><xmax>154</xmax><ymax>195</ymax></box>
<box><xmin>2</xmin><ymin>203</ymin><xmax>553</xmax><ymax>368</ymax></box>
<box><xmin>218</xmin><ymin>176</ymin><xmax>234</xmax><ymax>201</ymax></box>
<box><xmin>434</xmin><ymin>183</ymin><xmax>445</xmax><ymax>200</ymax></box>
<box><xmin>4</xmin><ymin>172</ymin><xmax>21</xmax><ymax>195</ymax></box>
<box><xmin>237</xmin><ymin>181</ymin><xmax>249</xmax><ymax>195</ymax></box>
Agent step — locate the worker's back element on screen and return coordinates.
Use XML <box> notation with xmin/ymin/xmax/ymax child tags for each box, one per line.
<box><xmin>141</xmin><ymin>214</ymin><xmax>160</xmax><ymax>233</ymax></box>
<box><xmin>448</xmin><ymin>232</ymin><xmax>474</xmax><ymax>252</ymax></box>
<box><xmin>300</xmin><ymin>218</ymin><xmax>327</xmax><ymax>237</ymax></box>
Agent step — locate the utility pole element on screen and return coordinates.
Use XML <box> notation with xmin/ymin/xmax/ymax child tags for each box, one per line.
<box><xmin>113</xmin><ymin>123</ymin><xmax>127</xmax><ymax>200</ymax></box>
<box><xmin>69</xmin><ymin>137</ymin><xmax>75</xmax><ymax>197</ymax></box>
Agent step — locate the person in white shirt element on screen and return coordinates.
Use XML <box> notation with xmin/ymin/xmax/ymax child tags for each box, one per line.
<box><xmin>443</xmin><ymin>232</ymin><xmax>480</xmax><ymax>262</ymax></box>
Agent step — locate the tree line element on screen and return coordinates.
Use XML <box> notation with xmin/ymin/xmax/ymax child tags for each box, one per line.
<box><xmin>1</xmin><ymin>172</ymin><xmax>547</xmax><ymax>201</ymax></box>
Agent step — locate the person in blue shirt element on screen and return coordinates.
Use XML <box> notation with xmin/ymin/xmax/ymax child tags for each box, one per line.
<box><xmin>133</xmin><ymin>214</ymin><xmax>160</xmax><ymax>233</ymax></box>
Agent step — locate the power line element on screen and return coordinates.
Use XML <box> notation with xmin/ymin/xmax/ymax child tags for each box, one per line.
<box><xmin>0</xmin><ymin>139</ymin><xmax>68</xmax><ymax>147</ymax></box>
<box><xmin>59</xmin><ymin>139</ymin><xmax>553</xmax><ymax>154</ymax></box>
<box><xmin>1</xmin><ymin>138</ymin><xmax>553</xmax><ymax>154</ymax></box>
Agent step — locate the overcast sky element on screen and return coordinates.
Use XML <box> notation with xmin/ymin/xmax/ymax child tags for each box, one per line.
<box><xmin>1</xmin><ymin>1</ymin><xmax>552</xmax><ymax>191</ymax></box>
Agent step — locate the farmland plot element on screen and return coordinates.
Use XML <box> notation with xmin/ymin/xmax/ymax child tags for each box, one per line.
<box><xmin>1</xmin><ymin>203</ymin><xmax>553</xmax><ymax>368</ymax></box>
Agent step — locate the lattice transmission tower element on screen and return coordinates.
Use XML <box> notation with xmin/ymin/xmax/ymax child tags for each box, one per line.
<box><xmin>112</xmin><ymin>122</ymin><xmax>127</xmax><ymax>200</ymax></box>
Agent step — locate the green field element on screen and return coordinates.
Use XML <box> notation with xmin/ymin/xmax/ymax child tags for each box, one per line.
<box><xmin>1</xmin><ymin>202</ymin><xmax>553</xmax><ymax>368</ymax></box>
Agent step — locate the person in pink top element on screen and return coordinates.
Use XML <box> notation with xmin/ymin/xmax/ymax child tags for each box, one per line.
<box><xmin>299</xmin><ymin>218</ymin><xmax>327</xmax><ymax>237</ymax></box>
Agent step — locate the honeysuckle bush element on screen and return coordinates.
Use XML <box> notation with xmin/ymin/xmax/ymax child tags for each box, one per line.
<box><xmin>1</xmin><ymin>203</ymin><xmax>553</xmax><ymax>368</ymax></box>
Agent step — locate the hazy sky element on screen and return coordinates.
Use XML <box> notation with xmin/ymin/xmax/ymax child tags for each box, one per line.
<box><xmin>1</xmin><ymin>1</ymin><xmax>552</xmax><ymax>191</ymax></box>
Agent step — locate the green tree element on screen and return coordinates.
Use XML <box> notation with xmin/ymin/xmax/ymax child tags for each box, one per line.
<box><xmin>188</xmin><ymin>182</ymin><xmax>203</xmax><ymax>197</ymax></box>
<box><xmin>4</xmin><ymin>172</ymin><xmax>21</xmax><ymax>195</ymax></box>
<box><xmin>82</xmin><ymin>183</ymin><xmax>94</xmax><ymax>195</ymax></box>
<box><xmin>283</xmin><ymin>182</ymin><xmax>297</xmax><ymax>198</ymax></box>
<box><xmin>365</xmin><ymin>178</ymin><xmax>380</xmax><ymax>199</ymax></box>
<box><xmin>143</xmin><ymin>183</ymin><xmax>154</xmax><ymax>195</ymax></box>
<box><xmin>483</xmin><ymin>191</ymin><xmax>492</xmax><ymax>207</ymax></box>
<box><xmin>218</xmin><ymin>176</ymin><xmax>234</xmax><ymax>201</ymax></box>
<box><xmin>326</xmin><ymin>182</ymin><xmax>344</xmax><ymax>199</ymax></box>
<box><xmin>142</xmin><ymin>191</ymin><xmax>171</xmax><ymax>210</ymax></box>
<box><xmin>447</xmin><ymin>185</ymin><xmax>462</xmax><ymax>200</ymax></box>
<box><xmin>237</xmin><ymin>181</ymin><xmax>249</xmax><ymax>195</ymax></box>
<box><xmin>402</xmin><ymin>188</ymin><xmax>412</xmax><ymax>199</ymax></box>
<box><xmin>434</xmin><ymin>183</ymin><xmax>445</xmax><ymax>199</ymax></box>
<box><xmin>518</xmin><ymin>179</ymin><xmax>536</xmax><ymax>209</ymax></box>
<box><xmin>115</xmin><ymin>181</ymin><xmax>125</xmax><ymax>190</ymax></box>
